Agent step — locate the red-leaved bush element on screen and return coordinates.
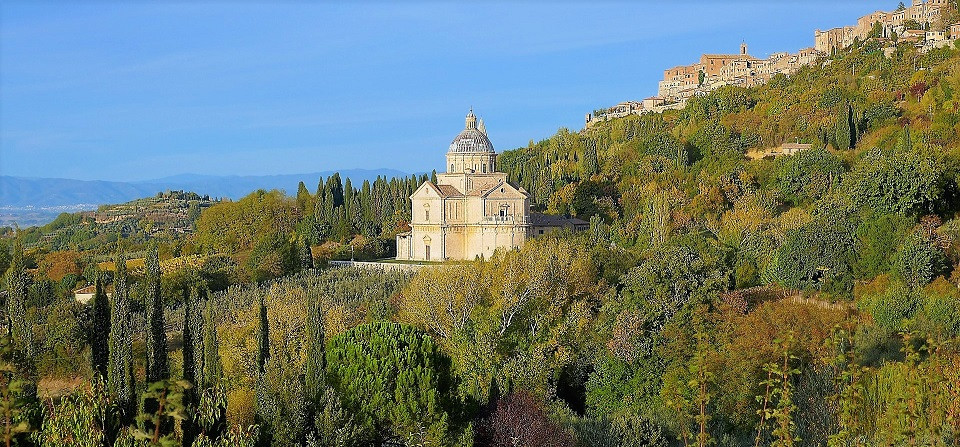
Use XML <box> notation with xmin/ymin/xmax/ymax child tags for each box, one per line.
<box><xmin>477</xmin><ymin>391</ymin><xmax>575</xmax><ymax>447</ymax></box>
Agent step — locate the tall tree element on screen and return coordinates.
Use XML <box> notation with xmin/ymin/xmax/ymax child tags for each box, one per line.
<box><xmin>181</xmin><ymin>284</ymin><xmax>205</xmax><ymax>447</ymax></box>
<box><xmin>296</xmin><ymin>181</ymin><xmax>313</xmax><ymax>212</ymax></box>
<box><xmin>200</xmin><ymin>298</ymin><xmax>222</xmax><ymax>389</ymax></box>
<box><xmin>107</xmin><ymin>253</ymin><xmax>133</xmax><ymax>414</ymax></box>
<box><xmin>145</xmin><ymin>245</ymin><xmax>168</xmax><ymax>383</ymax></box>
<box><xmin>257</xmin><ymin>294</ymin><xmax>270</xmax><ymax>374</ymax></box>
<box><xmin>4</xmin><ymin>238</ymin><xmax>31</xmax><ymax>357</ymax></box>
<box><xmin>185</xmin><ymin>285</ymin><xmax>206</xmax><ymax>386</ymax></box>
<box><xmin>182</xmin><ymin>287</ymin><xmax>196</xmax><ymax>387</ymax></box>
<box><xmin>304</xmin><ymin>290</ymin><xmax>325</xmax><ymax>404</ymax></box>
<box><xmin>300</xmin><ymin>236</ymin><xmax>314</xmax><ymax>271</ymax></box>
<box><xmin>90</xmin><ymin>272</ymin><xmax>110</xmax><ymax>379</ymax></box>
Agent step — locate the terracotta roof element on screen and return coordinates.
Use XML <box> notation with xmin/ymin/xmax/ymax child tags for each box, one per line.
<box><xmin>436</xmin><ymin>185</ymin><xmax>463</xmax><ymax>197</ymax></box>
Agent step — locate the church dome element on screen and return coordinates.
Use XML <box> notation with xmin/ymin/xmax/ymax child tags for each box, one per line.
<box><xmin>448</xmin><ymin>109</ymin><xmax>494</xmax><ymax>153</ymax></box>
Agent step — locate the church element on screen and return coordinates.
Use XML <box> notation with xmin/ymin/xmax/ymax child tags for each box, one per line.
<box><xmin>396</xmin><ymin>110</ymin><xmax>546</xmax><ymax>262</ymax></box>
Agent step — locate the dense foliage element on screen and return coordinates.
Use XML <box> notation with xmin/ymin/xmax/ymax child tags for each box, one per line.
<box><xmin>2</xmin><ymin>32</ymin><xmax>960</xmax><ymax>447</ymax></box>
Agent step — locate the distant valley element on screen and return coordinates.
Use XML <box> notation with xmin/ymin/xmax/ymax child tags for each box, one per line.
<box><xmin>0</xmin><ymin>168</ymin><xmax>408</xmax><ymax>226</ymax></box>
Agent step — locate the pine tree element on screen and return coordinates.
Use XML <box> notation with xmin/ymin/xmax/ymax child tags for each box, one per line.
<box><xmin>145</xmin><ymin>246</ymin><xmax>168</xmax><ymax>383</ymax></box>
<box><xmin>4</xmin><ymin>238</ymin><xmax>31</xmax><ymax>357</ymax></box>
<box><xmin>91</xmin><ymin>272</ymin><xmax>110</xmax><ymax>379</ymax></box>
<box><xmin>107</xmin><ymin>253</ymin><xmax>133</xmax><ymax>415</ymax></box>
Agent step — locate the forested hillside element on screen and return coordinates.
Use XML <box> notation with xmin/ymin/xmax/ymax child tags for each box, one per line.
<box><xmin>2</xmin><ymin>36</ymin><xmax>960</xmax><ymax>446</ymax></box>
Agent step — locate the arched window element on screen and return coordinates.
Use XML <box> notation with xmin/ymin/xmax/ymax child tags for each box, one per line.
<box><xmin>450</xmin><ymin>164</ymin><xmax>454</xmax><ymax>172</ymax></box>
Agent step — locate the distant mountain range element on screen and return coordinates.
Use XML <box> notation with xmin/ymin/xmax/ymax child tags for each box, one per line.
<box><xmin>0</xmin><ymin>169</ymin><xmax>408</xmax><ymax>226</ymax></box>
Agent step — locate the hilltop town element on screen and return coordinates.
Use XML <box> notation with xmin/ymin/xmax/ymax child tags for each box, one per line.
<box><xmin>586</xmin><ymin>0</ymin><xmax>960</xmax><ymax>126</ymax></box>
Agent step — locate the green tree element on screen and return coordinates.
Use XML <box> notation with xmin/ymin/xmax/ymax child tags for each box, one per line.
<box><xmin>108</xmin><ymin>253</ymin><xmax>133</xmax><ymax>416</ymax></box>
<box><xmin>91</xmin><ymin>272</ymin><xmax>110</xmax><ymax>380</ymax></box>
<box><xmin>256</xmin><ymin>294</ymin><xmax>269</xmax><ymax>374</ymax></box>
<box><xmin>201</xmin><ymin>299</ymin><xmax>222</xmax><ymax>390</ymax></box>
<box><xmin>145</xmin><ymin>245</ymin><xmax>168</xmax><ymax>383</ymax></box>
<box><xmin>894</xmin><ymin>229</ymin><xmax>949</xmax><ymax>288</ymax></box>
<box><xmin>768</xmin><ymin>211</ymin><xmax>856</xmax><ymax>293</ymax></box>
<box><xmin>4</xmin><ymin>239</ymin><xmax>31</xmax><ymax>358</ymax></box>
<box><xmin>325</xmin><ymin>322</ymin><xmax>463</xmax><ymax>445</ymax></box>
<box><xmin>303</xmin><ymin>290</ymin><xmax>324</xmax><ymax>405</ymax></box>
<box><xmin>774</xmin><ymin>148</ymin><xmax>845</xmax><ymax>205</ymax></box>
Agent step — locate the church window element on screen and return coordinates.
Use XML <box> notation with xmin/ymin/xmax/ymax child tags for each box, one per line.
<box><xmin>482</xmin><ymin>164</ymin><xmax>486</xmax><ymax>173</ymax></box>
<box><xmin>451</xmin><ymin>164</ymin><xmax>454</xmax><ymax>172</ymax></box>
<box><xmin>425</xmin><ymin>210</ymin><xmax>430</xmax><ymax>221</ymax></box>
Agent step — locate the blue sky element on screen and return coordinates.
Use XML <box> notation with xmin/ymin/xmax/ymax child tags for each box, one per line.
<box><xmin>1</xmin><ymin>1</ymin><xmax>885</xmax><ymax>181</ymax></box>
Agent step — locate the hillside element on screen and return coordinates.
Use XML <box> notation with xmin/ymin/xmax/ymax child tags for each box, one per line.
<box><xmin>0</xmin><ymin>168</ymin><xmax>409</xmax><ymax>226</ymax></box>
<box><xmin>5</xmin><ymin>26</ymin><xmax>960</xmax><ymax>447</ymax></box>
<box><xmin>9</xmin><ymin>190</ymin><xmax>217</xmax><ymax>254</ymax></box>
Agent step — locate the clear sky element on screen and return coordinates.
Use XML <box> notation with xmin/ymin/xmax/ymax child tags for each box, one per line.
<box><xmin>1</xmin><ymin>1</ymin><xmax>886</xmax><ymax>182</ymax></box>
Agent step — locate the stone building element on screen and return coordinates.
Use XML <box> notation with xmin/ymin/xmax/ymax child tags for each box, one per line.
<box><xmin>817</xmin><ymin>0</ymin><xmax>945</xmax><ymax>54</ymax></box>
<box><xmin>396</xmin><ymin>110</ymin><xmax>532</xmax><ymax>261</ymax></box>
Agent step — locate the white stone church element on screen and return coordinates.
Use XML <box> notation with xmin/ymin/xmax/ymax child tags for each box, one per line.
<box><xmin>396</xmin><ymin>110</ymin><xmax>587</xmax><ymax>262</ymax></box>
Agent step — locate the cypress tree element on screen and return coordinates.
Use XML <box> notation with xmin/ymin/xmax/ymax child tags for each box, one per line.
<box><xmin>327</xmin><ymin>173</ymin><xmax>344</xmax><ymax>208</ymax></box>
<box><xmin>834</xmin><ymin>106</ymin><xmax>851</xmax><ymax>150</ymax></box>
<box><xmin>300</xmin><ymin>236</ymin><xmax>314</xmax><ymax>270</ymax></box>
<box><xmin>343</xmin><ymin>178</ymin><xmax>355</xmax><ymax>217</ymax></box>
<box><xmin>188</xmin><ymin>285</ymin><xmax>206</xmax><ymax>386</ymax></box>
<box><xmin>847</xmin><ymin>103</ymin><xmax>858</xmax><ymax>149</ymax></box>
<box><xmin>360</xmin><ymin>180</ymin><xmax>373</xmax><ymax>234</ymax></box>
<box><xmin>296</xmin><ymin>181</ymin><xmax>312</xmax><ymax>212</ymax></box>
<box><xmin>257</xmin><ymin>294</ymin><xmax>270</xmax><ymax>374</ymax></box>
<box><xmin>304</xmin><ymin>290</ymin><xmax>325</xmax><ymax>404</ymax></box>
<box><xmin>145</xmin><ymin>246</ymin><xmax>168</xmax><ymax>383</ymax></box>
<box><xmin>182</xmin><ymin>286</ymin><xmax>196</xmax><ymax>387</ymax></box>
<box><xmin>201</xmin><ymin>298</ymin><xmax>222</xmax><ymax>389</ymax></box>
<box><xmin>898</xmin><ymin>125</ymin><xmax>912</xmax><ymax>152</ymax></box>
<box><xmin>4</xmin><ymin>238</ymin><xmax>31</xmax><ymax>356</ymax></box>
<box><xmin>107</xmin><ymin>253</ymin><xmax>133</xmax><ymax>414</ymax></box>
<box><xmin>91</xmin><ymin>272</ymin><xmax>110</xmax><ymax>379</ymax></box>
<box><xmin>583</xmin><ymin>138</ymin><xmax>599</xmax><ymax>177</ymax></box>
<box><xmin>181</xmin><ymin>284</ymin><xmax>204</xmax><ymax>447</ymax></box>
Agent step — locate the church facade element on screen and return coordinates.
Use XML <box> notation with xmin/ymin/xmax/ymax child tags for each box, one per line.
<box><xmin>396</xmin><ymin>110</ymin><xmax>532</xmax><ymax>261</ymax></box>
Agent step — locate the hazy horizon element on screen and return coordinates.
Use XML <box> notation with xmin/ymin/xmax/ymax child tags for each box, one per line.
<box><xmin>2</xmin><ymin>0</ymin><xmax>886</xmax><ymax>182</ymax></box>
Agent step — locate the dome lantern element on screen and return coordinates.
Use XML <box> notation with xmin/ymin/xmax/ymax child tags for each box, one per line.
<box><xmin>446</xmin><ymin>109</ymin><xmax>497</xmax><ymax>174</ymax></box>
<box><xmin>448</xmin><ymin>109</ymin><xmax>495</xmax><ymax>154</ymax></box>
